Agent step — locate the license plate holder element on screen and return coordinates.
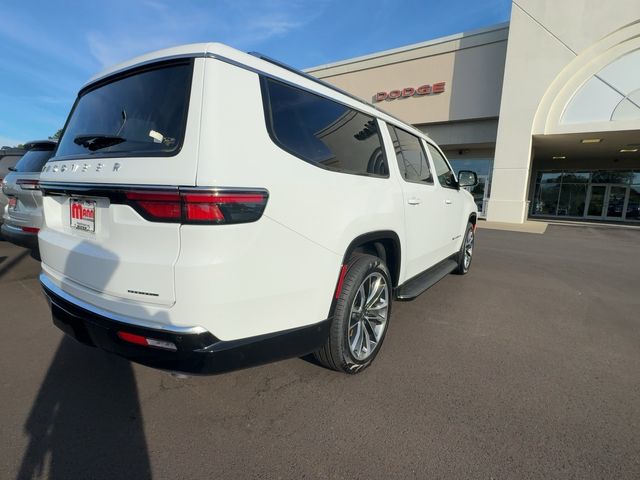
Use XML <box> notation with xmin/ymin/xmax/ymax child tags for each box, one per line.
<box><xmin>70</xmin><ymin>198</ymin><xmax>96</xmax><ymax>233</ymax></box>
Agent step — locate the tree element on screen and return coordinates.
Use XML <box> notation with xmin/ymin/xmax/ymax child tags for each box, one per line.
<box><xmin>49</xmin><ymin>129</ymin><xmax>63</xmax><ymax>141</ymax></box>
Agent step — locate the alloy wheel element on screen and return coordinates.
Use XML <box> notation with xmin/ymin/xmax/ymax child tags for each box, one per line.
<box><xmin>347</xmin><ymin>272</ymin><xmax>389</xmax><ymax>361</ymax></box>
<box><xmin>464</xmin><ymin>229</ymin><xmax>474</xmax><ymax>270</ymax></box>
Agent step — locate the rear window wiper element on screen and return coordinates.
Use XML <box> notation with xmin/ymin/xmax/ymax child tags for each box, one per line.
<box><xmin>74</xmin><ymin>134</ymin><xmax>126</xmax><ymax>151</ymax></box>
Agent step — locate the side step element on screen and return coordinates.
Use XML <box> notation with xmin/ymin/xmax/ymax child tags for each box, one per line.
<box><xmin>395</xmin><ymin>258</ymin><xmax>458</xmax><ymax>300</ymax></box>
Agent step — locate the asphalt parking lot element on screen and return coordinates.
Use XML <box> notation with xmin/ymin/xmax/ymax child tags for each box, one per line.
<box><xmin>1</xmin><ymin>224</ymin><xmax>639</xmax><ymax>479</ymax></box>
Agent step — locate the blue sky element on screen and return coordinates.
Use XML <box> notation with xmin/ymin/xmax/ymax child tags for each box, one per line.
<box><xmin>0</xmin><ymin>0</ymin><xmax>511</xmax><ymax>147</ymax></box>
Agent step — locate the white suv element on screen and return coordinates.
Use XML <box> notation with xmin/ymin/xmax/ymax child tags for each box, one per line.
<box><xmin>39</xmin><ymin>43</ymin><xmax>478</xmax><ymax>375</ymax></box>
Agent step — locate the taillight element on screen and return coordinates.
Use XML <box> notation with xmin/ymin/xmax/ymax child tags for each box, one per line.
<box><xmin>21</xmin><ymin>227</ymin><xmax>40</xmax><ymax>234</ymax></box>
<box><xmin>124</xmin><ymin>188</ymin><xmax>268</xmax><ymax>224</ymax></box>
<box><xmin>17</xmin><ymin>179</ymin><xmax>40</xmax><ymax>190</ymax></box>
<box><xmin>124</xmin><ymin>191</ymin><xmax>182</xmax><ymax>221</ymax></box>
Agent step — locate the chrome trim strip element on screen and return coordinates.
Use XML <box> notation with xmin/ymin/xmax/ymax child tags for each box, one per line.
<box><xmin>40</xmin><ymin>272</ymin><xmax>207</xmax><ymax>334</ymax></box>
<box><xmin>40</xmin><ymin>182</ymin><xmax>180</xmax><ymax>194</ymax></box>
<box><xmin>39</xmin><ymin>182</ymin><xmax>269</xmax><ymax>198</ymax></box>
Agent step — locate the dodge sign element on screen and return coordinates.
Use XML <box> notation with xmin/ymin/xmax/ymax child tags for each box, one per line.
<box><xmin>375</xmin><ymin>82</ymin><xmax>446</xmax><ymax>102</ymax></box>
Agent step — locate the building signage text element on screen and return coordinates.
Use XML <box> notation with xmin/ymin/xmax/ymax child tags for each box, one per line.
<box><xmin>375</xmin><ymin>82</ymin><xmax>446</xmax><ymax>102</ymax></box>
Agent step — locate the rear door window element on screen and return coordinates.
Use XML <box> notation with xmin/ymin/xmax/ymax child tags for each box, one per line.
<box><xmin>55</xmin><ymin>60</ymin><xmax>194</xmax><ymax>159</ymax></box>
<box><xmin>261</xmin><ymin>78</ymin><xmax>388</xmax><ymax>177</ymax></box>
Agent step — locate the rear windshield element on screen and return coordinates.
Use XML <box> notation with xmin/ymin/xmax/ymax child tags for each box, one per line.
<box><xmin>55</xmin><ymin>60</ymin><xmax>194</xmax><ymax>159</ymax></box>
<box><xmin>14</xmin><ymin>148</ymin><xmax>55</xmax><ymax>172</ymax></box>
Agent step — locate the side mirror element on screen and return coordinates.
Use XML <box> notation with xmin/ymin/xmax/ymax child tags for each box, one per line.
<box><xmin>458</xmin><ymin>170</ymin><xmax>478</xmax><ymax>188</ymax></box>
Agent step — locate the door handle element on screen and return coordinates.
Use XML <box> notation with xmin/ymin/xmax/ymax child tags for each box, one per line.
<box><xmin>445</xmin><ymin>199</ymin><xmax>452</xmax><ymax>205</ymax></box>
<box><xmin>407</xmin><ymin>197</ymin><xmax>421</xmax><ymax>205</ymax></box>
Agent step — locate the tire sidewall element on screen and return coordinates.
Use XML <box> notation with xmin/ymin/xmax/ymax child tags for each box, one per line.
<box><xmin>458</xmin><ymin>223</ymin><xmax>474</xmax><ymax>274</ymax></box>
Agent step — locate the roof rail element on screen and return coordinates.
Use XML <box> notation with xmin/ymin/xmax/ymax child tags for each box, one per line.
<box><xmin>247</xmin><ymin>51</ymin><xmax>410</xmax><ymax>127</ymax></box>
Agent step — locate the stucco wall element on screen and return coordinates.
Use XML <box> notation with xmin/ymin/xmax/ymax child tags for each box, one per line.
<box><xmin>308</xmin><ymin>26</ymin><xmax>507</xmax><ymax>126</ymax></box>
<box><xmin>488</xmin><ymin>0</ymin><xmax>640</xmax><ymax>223</ymax></box>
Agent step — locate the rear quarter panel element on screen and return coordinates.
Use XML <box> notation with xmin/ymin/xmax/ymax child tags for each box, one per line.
<box><xmin>179</xmin><ymin>59</ymin><xmax>405</xmax><ymax>339</ymax></box>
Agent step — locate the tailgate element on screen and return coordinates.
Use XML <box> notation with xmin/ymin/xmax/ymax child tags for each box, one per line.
<box><xmin>39</xmin><ymin>183</ymin><xmax>182</xmax><ymax>306</ymax></box>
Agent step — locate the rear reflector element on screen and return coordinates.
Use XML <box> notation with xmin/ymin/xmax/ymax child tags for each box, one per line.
<box><xmin>123</xmin><ymin>188</ymin><xmax>268</xmax><ymax>224</ymax></box>
<box><xmin>117</xmin><ymin>331</ymin><xmax>177</xmax><ymax>351</ymax></box>
<box><xmin>334</xmin><ymin>264</ymin><xmax>349</xmax><ymax>299</ymax></box>
<box><xmin>21</xmin><ymin>227</ymin><xmax>40</xmax><ymax>234</ymax></box>
<box><xmin>17</xmin><ymin>179</ymin><xmax>40</xmax><ymax>190</ymax></box>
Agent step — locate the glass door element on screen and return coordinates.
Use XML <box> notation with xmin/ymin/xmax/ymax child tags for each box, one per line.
<box><xmin>465</xmin><ymin>175</ymin><xmax>489</xmax><ymax>218</ymax></box>
<box><xmin>605</xmin><ymin>185</ymin><xmax>629</xmax><ymax>220</ymax></box>
<box><xmin>585</xmin><ymin>184</ymin><xmax>630</xmax><ymax>220</ymax></box>
<box><xmin>585</xmin><ymin>185</ymin><xmax>607</xmax><ymax>218</ymax></box>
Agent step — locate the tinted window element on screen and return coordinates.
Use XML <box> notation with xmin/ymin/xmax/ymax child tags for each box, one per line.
<box><xmin>427</xmin><ymin>143</ymin><xmax>456</xmax><ymax>188</ymax></box>
<box><xmin>15</xmin><ymin>148</ymin><xmax>56</xmax><ymax>172</ymax></box>
<box><xmin>56</xmin><ymin>61</ymin><xmax>193</xmax><ymax>159</ymax></box>
<box><xmin>262</xmin><ymin>78</ymin><xmax>388</xmax><ymax>177</ymax></box>
<box><xmin>388</xmin><ymin>126</ymin><xmax>433</xmax><ymax>184</ymax></box>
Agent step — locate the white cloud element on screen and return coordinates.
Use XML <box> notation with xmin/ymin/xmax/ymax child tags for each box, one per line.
<box><xmin>84</xmin><ymin>0</ymin><xmax>331</xmax><ymax>67</ymax></box>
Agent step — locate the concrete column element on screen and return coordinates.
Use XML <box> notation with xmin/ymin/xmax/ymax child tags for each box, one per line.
<box><xmin>487</xmin><ymin>3</ymin><xmax>575</xmax><ymax>223</ymax></box>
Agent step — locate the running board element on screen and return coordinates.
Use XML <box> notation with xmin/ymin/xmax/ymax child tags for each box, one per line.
<box><xmin>395</xmin><ymin>258</ymin><xmax>458</xmax><ymax>300</ymax></box>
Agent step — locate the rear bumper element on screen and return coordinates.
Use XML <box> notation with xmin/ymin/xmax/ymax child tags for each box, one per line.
<box><xmin>40</xmin><ymin>274</ymin><xmax>331</xmax><ymax>375</ymax></box>
<box><xmin>1</xmin><ymin>224</ymin><xmax>39</xmax><ymax>250</ymax></box>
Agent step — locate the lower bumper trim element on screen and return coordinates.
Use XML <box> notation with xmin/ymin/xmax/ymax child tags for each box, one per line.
<box><xmin>41</xmin><ymin>281</ymin><xmax>331</xmax><ymax>375</ymax></box>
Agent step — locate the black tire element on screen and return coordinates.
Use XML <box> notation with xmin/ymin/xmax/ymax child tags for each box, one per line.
<box><xmin>454</xmin><ymin>222</ymin><xmax>474</xmax><ymax>275</ymax></box>
<box><xmin>314</xmin><ymin>254</ymin><xmax>392</xmax><ymax>374</ymax></box>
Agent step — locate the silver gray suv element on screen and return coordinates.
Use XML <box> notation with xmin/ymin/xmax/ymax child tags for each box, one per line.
<box><xmin>1</xmin><ymin>140</ymin><xmax>56</xmax><ymax>250</ymax></box>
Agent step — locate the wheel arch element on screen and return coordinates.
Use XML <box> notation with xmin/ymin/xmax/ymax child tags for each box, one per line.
<box><xmin>342</xmin><ymin>230</ymin><xmax>401</xmax><ymax>288</ymax></box>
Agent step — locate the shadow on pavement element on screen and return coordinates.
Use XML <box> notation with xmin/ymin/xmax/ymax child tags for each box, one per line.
<box><xmin>0</xmin><ymin>250</ymin><xmax>30</xmax><ymax>281</ymax></box>
<box><xmin>17</xmin><ymin>337</ymin><xmax>152</xmax><ymax>480</ymax></box>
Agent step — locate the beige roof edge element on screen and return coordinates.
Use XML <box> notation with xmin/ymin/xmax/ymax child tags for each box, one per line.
<box><xmin>305</xmin><ymin>22</ymin><xmax>510</xmax><ymax>74</ymax></box>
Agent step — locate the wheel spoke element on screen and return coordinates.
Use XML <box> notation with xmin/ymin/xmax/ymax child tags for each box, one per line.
<box><xmin>350</xmin><ymin>321</ymin><xmax>362</xmax><ymax>353</ymax></box>
<box><xmin>363</xmin><ymin>317</ymin><xmax>379</xmax><ymax>343</ymax></box>
<box><xmin>352</xmin><ymin>284</ymin><xmax>366</xmax><ymax>313</ymax></box>
<box><xmin>365</xmin><ymin>311</ymin><xmax>385</xmax><ymax>324</ymax></box>
<box><xmin>365</xmin><ymin>276</ymin><xmax>380</xmax><ymax>305</ymax></box>
<box><xmin>365</xmin><ymin>277</ymin><xmax>385</xmax><ymax>310</ymax></box>
<box><xmin>361</xmin><ymin>321</ymin><xmax>371</xmax><ymax>354</ymax></box>
<box><xmin>366</xmin><ymin>298</ymin><xmax>387</xmax><ymax>312</ymax></box>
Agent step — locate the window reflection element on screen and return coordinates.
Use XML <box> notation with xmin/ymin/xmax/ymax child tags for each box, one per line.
<box><xmin>531</xmin><ymin>169</ymin><xmax>640</xmax><ymax>221</ymax></box>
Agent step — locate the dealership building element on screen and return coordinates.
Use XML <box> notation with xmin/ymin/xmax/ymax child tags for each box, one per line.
<box><xmin>307</xmin><ymin>0</ymin><xmax>640</xmax><ymax>224</ymax></box>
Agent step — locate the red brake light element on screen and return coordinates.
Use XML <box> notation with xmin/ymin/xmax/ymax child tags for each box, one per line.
<box><xmin>124</xmin><ymin>188</ymin><xmax>268</xmax><ymax>224</ymax></box>
<box><xmin>17</xmin><ymin>179</ymin><xmax>40</xmax><ymax>190</ymax></box>
<box><xmin>124</xmin><ymin>191</ymin><xmax>182</xmax><ymax>221</ymax></box>
<box><xmin>117</xmin><ymin>331</ymin><xmax>147</xmax><ymax>346</ymax></box>
<box><xmin>182</xmin><ymin>191</ymin><xmax>267</xmax><ymax>224</ymax></box>
<box><xmin>185</xmin><ymin>203</ymin><xmax>225</xmax><ymax>221</ymax></box>
<box><xmin>117</xmin><ymin>331</ymin><xmax>177</xmax><ymax>351</ymax></box>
